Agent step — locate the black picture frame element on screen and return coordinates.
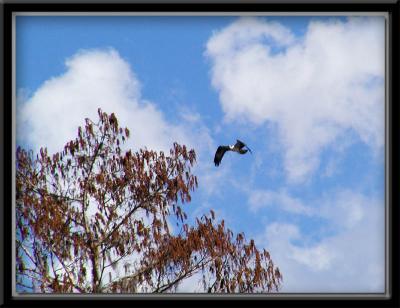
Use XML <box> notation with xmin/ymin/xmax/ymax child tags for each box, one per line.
<box><xmin>2</xmin><ymin>0</ymin><xmax>399</xmax><ymax>307</ymax></box>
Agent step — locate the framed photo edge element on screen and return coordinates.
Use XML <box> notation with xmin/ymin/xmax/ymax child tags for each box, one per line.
<box><xmin>2</xmin><ymin>0</ymin><xmax>399</xmax><ymax>306</ymax></box>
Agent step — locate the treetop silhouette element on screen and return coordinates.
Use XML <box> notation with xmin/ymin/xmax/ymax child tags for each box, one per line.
<box><xmin>16</xmin><ymin>108</ymin><xmax>282</xmax><ymax>293</ymax></box>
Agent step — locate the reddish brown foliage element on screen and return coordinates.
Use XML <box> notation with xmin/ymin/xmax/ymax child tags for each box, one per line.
<box><xmin>16</xmin><ymin>109</ymin><xmax>282</xmax><ymax>293</ymax></box>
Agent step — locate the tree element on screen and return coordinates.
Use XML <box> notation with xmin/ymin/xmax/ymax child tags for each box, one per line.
<box><xmin>16</xmin><ymin>108</ymin><xmax>282</xmax><ymax>293</ymax></box>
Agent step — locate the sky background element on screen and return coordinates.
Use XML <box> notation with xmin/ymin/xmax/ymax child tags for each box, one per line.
<box><xmin>16</xmin><ymin>14</ymin><xmax>386</xmax><ymax>293</ymax></box>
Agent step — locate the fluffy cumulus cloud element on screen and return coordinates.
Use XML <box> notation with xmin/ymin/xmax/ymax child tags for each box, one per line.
<box><xmin>206</xmin><ymin>17</ymin><xmax>385</xmax><ymax>183</ymax></box>
<box><xmin>248</xmin><ymin>189</ymin><xmax>313</xmax><ymax>215</ymax></box>
<box><xmin>16</xmin><ymin>48</ymin><xmax>216</xmax><ymax>290</ymax></box>
<box><xmin>17</xmin><ymin>48</ymin><xmax>199</xmax><ymax>155</ymax></box>
<box><xmin>257</xmin><ymin>190</ymin><xmax>385</xmax><ymax>292</ymax></box>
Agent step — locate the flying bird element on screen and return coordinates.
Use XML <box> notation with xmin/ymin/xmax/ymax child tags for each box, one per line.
<box><xmin>214</xmin><ymin>139</ymin><xmax>252</xmax><ymax>166</ymax></box>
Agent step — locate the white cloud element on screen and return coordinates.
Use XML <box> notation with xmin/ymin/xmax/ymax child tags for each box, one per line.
<box><xmin>248</xmin><ymin>189</ymin><xmax>313</xmax><ymax>216</ymax></box>
<box><xmin>17</xmin><ymin>48</ymin><xmax>201</xmax><ymax>155</ymax></box>
<box><xmin>16</xmin><ymin>48</ymin><xmax>218</xmax><ymax>291</ymax></box>
<box><xmin>318</xmin><ymin>189</ymin><xmax>367</xmax><ymax>229</ymax></box>
<box><xmin>259</xmin><ymin>190</ymin><xmax>385</xmax><ymax>292</ymax></box>
<box><xmin>247</xmin><ymin>188</ymin><xmax>370</xmax><ymax>229</ymax></box>
<box><xmin>206</xmin><ymin>16</ymin><xmax>385</xmax><ymax>183</ymax></box>
<box><xmin>292</xmin><ymin>244</ymin><xmax>334</xmax><ymax>272</ymax></box>
<box><xmin>266</xmin><ymin>223</ymin><xmax>335</xmax><ymax>272</ymax></box>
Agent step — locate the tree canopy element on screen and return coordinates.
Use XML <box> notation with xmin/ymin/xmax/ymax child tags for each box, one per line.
<box><xmin>16</xmin><ymin>108</ymin><xmax>282</xmax><ymax>293</ymax></box>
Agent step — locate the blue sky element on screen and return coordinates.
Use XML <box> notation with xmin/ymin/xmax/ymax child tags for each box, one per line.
<box><xmin>16</xmin><ymin>15</ymin><xmax>386</xmax><ymax>293</ymax></box>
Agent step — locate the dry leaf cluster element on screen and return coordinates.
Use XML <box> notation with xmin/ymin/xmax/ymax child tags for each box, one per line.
<box><xmin>16</xmin><ymin>109</ymin><xmax>282</xmax><ymax>293</ymax></box>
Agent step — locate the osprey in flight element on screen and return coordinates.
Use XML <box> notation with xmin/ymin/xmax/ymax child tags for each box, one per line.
<box><xmin>214</xmin><ymin>139</ymin><xmax>252</xmax><ymax>166</ymax></box>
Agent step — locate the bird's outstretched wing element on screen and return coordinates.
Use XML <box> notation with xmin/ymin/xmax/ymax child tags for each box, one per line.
<box><xmin>235</xmin><ymin>139</ymin><xmax>252</xmax><ymax>154</ymax></box>
<box><xmin>235</xmin><ymin>139</ymin><xmax>246</xmax><ymax>149</ymax></box>
<box><xmin>214</xmin><ymin>146</ymin><xmax>229</xmax><ymax>166</ymax></box>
